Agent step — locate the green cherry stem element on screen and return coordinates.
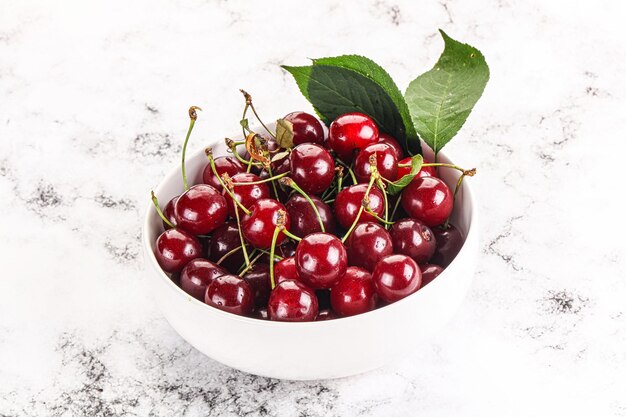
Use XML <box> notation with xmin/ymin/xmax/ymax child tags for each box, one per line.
<box><xmin>225</xmin><ymin>138</ymin><xmax>263</xmax><ymax>169</ymax></box>
<box><xmin>257</xmin><ymin>248</ymin><xmax>284</xmax><ymax>261</ymax></box>
<box><xmin>181</xmin><ymin>106</ymin><xmax>202</xmax><ymax>191</ymax></box>
<box><xmin>365</xmin><ymin>208</ymin><xmax>395</xmax><ymax>225</ymax></box>
<box><xmin>280</xmin><ymin>177</ymin><xmax>325</xmax><ymax>233</ymax></box>
<box><xmin>342</xmin><ymin>160</ymin><xmax>378</xmax><ymax>243</ymax></box>
<box><xmin>215</xmin><ymin>244</ymin><xmax>244</xmax><ymax>265</ymax></box>
<box><xmin>281</xmin><ymin>228</ymin><xmax>302</xmax><ymax>242</ymax></box>
<box><xmin>239</xmin><ymin>250</ymin><xmax>263</xmax><ymax>275</ymax></box>
<box><xmin>389</xmin><ymin>195</ymin><xmax>402</xmax><ymax>221</ymax></box>
<box><xmin>376</xmin><ymin>178</ymin><xmax>390</xmax><ymax>229</ymax></box>
<box><xmin>269</xmin><ymin>209</ymin><xmax>288</xmax><ymax>289</ymax></box>
<box><xmin>240</xmin><ymin>89</ymin><xmax>276</xmax><ymax>139</ymax></box>
<box><xmin>206</xmin><ymin>149</ymin><xmax>252</xmax><ymax>216</ymax></box>
<box><xmin>443</xmin><ymin>171</ymin><xmax>470</xmax><ymax>229</ymax></box>
<box><xmin>336</xmin><ymin>159</ymin><xmax>357</xmax><ymax>184</ymax></box>
<box><xmin>151</xmin><ymin>191</ymin><xmax>175</xmax><ymax>228</ymax></box>
<box><xmin>264</xmin><ymin>162</ymin><xmax>281</xmax><ymax>202</ymax></box>
<box><xmin>233</xmin><ymin>203</ymin><xmax>251</xmax><ymax>267</ymax></box>
<box><xmin>232</xmin><ymin>171</ymin><xmax>289</xmax><ymax>186</ymax></box>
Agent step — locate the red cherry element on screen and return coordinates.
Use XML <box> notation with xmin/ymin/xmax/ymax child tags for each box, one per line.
<box><xmin>209</xmin><ymin>221</ymin><xmax>245</xmax><ymax>274</ymax></box>
<box><xmin>431</xmin><ymin>224</ymin><xmax>464</xmax><ymax>267</ymax></box>
<box><xmin>260</xmin><ymin>240</ymin><xmax>296</xmax><ymax>264</ymax></box>
<box><xmin>241</xmin><ymin>199</ymin><xmax>290</xmax><ymax>249</ymax></box>
<box><xmin>328</xmin><ymin>112</ymin><xmax>379</xmax><ymax>161</ymax></box>
<box><xmin>274</xmin><ymin>256</ymin><xmax>299</xmax><ymax>285</ymax></box>
<box><xmin>354</xmin><ymin>142</ymin><xmax>398</xmax><ymax>183</ymax></box>
<box><xmin>330</xmin><ymin>266</ymin><xmax>377</xmax><ymax>317</ymax></box>
<box><xmin>378</xmin><ymin>133</ymin><xmax>404</xmax><ymax>160</ymax></box>
<box><xmin>174</xmin><ymin>184</ymin><xmax>228</xmax><ymax>235</ymax></box>
<box><xmin>295</xmin><ymin>232</ymin><xmax>348</xmax><ymax>289</ymax></box>
<box><xmin>155</xmin><ymin>228</ymin><xmax>203</xmax><ymax>274</ymax></box>
<box><xmin>268</xmin><ymin>280</ymin><xmax>319</xmax><ymax>321</ymax></box>
<box><xmin>316</xmin><ymin>309</ymin><xmax>337</xmax><ymax>321</ymax></box>
<box><xmin>372</xmin><ymin>254</ymin><xmax>422</xmax><ymax>303</ymax></box>
<box><xmin>285</xmin><ymin>194</ymin><xmax>335</xmax><ymax>237</ymax></box>
<box><xmin>180</xmin><ymin>258</ymin><xmax>225</xmax><ymax>301</ymax></box>
<box><xmin>202</xmin><ymin>156</ymin><xmax>245</xmax><ymax>192</ymax></box>
<box><xmin>290</xmin><ymin>143</ymin><xmax>335</xmax><ymax>195</ymax></box>
<box><xmin>205</xmin><ymin>274</ymin><xmax>254</xmax><ymax>316</ymax></box>
<box><xmin>334</xmin><ymin>184</ymin><xmax>385</xmax><ymax>229</ymax></box>
<box><xmin>401</xmin><ymin>177</ymin><xmax>453</xmax><ymax>227</ymax></box>
<box><xmin>420</xmin><ymin>263</ymin><xmax>444</xmax><ymax>286</ymax></box>
<box><xmin>397</xmin><ymin>157</ymin><xmax>437</xmax><ymax>179</ymax></box>
<box><xmin>253</xmin><ymin>308</ymin><xmax>269</xmax><ymax>320</ymax></box>
<box><xmin>389</xmin><ymin>218</ymin><xmax>436</xmax><ymax>264</ymax></box>
<box><xmin>242</xmin><ymin>263</ymin><xmax>271</xmax><ymax>308</ymax></box>
<box><xmin>162</xmin><ymin>196</ymin><xmax>178</xmax><ymax>229</ymax></box>
<box><xmin>223</xmin><ymin>173</ymin><xmax>270</xmax><ymax>218</ymax></box>
<box><xmin>283</xmin><ymin>111</ymin><xmax>325</xmax><ymax>145</ymax></box>
<box><xmin>345</xmin><ymin>222</ymin><xmax>393</xmax><ymax>271</ymax></box>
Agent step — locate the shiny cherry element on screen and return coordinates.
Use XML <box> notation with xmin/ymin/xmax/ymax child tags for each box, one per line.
<box><xmin>205</xmin><ymin>274</ymin><xmax>254</xmax><ymax>316</ymax></box>
<box><xmin>354</xmin><ymin>142</ymin><xmax>398</xmax><ymax>183</ymax></box>
<box><xmin>285</xmin><ymin>194</ymin><xmax>335</xmax><ymax>237</ymax></box>
<box><xmin>334</xmin><ymin>184</ymin><xmax>385</xmax><ymax>229</ymax></box>
<box><xmin>420</xmin><ymin>263</ymin><xmax>444</xmax><ymax>286</ymax></box>
<box><xmin>330</xmin><ymin>266</ymin><xmax>377</xmax><ymax>317</ymax></box>
<box><xmin>389</xmin><ymin>218</ymin><xmax>436</xmax><ymax>264</ymax></box>
<box><xmin>378</xmin><ymin>133</ymin><xmax>404</xmax><ymax>160</ymax></box>
<box><xmin>155</xmin><ymin>228</ymin><xmax>203</xmax><ymax>274</ymax></box>
<box><xmin>209</xmin><ymin>221</ymin><xmax>245</xmax><ymax>274</ymax></box>
<box><xmin>397</xmin><ymin>156</ymin><xmax>437</xmax><ymax>179</ymax></box>
<box><xmin>253</xmin><ymin>308</ymin><xmax>269</xmax><ymax>320</ymax></box>
<box><xmin>283</xmin><ymin>111</ymin><xmax>325</xmax><ymax>145</ymax></box>
<box><xmin>241</xmin><ymin>199</ymin><xmax>290</xmax><ymax>249</ymax></box>
<box><xmin>372</xmin><ymin>254</ymin><xmax>422</xmax><ymax>303</ymax></box>
<box><xmin>242</xmin><ymin>263</ymin><xmax>271</xmax><ymax>308</ymax></box>
<box><xmin>274</xmin><ymin>256</ymin><xmax>299</xmax><ymax>285</ymax></box>
<box><xmin>295</xmin><ymin>232</ymin><xmax>348</xmax><ymax>289</ymax></box>
<box><xmin>180</xmin><ymin>258</ymin><xmax>225</xmax><ymax>301</ymax></box>
<box><xmin>328</xmin><ymin>112</ymin><xmax>379</xmax><ymax>161</ymax></box>
<box><xmin>223</xmin><ymin>173</ymin><xmax>270</xmax><ymax>217</ymax></box>
<box><xmin>316</xmin><ymin>309</ymin><xmax>337</xmax><ymax>321</ymax></box>
<box><xmin>174</xmin><ymin>184</ymin><xmax>228</xmax><ymax>235</ymax></box>
<box><xmin>202</xmin><ymin>156</ymin><xmax>245</xmax><ymax>192</ymax></box>
<box><xmin>290</xmin><ymin>143</ymin><xmax>335</xmax><ymax>195</ymax></box>
<box><xmin>345</xmin><ymin>222</ymin><xmax>393</xmax><ymax>271</ymax></box>
<box><xmin>162</xmin><ymin>196</ymin><xmax>178</xmax><ymax>229</ymax></box>
<box><xmin>431</xmin><ymin>224</ymin><xmax>464</xmax><ymax>267</ymax></box>
<box><xmin>401</xmin><ymin>176</ymin><xmax>453</xmax><ymax>227</ymax></box>
<box><xmin>268</xmin><ymin>280</ymin><xmax>319</xmax><ymax>322</ymax></box>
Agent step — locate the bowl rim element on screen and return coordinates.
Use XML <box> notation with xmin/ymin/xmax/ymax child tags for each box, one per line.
<box><xmin>142</xmin><ymin>142</ymin><xmax>478</xmax><ymax>328</ymax></box>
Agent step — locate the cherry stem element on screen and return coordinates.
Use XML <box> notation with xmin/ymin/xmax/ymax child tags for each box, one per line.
<box><xmin>390</xmin><ymin>195</ymin><xmax>402</xmax><ymax>221</ymax></box>
<box><xmin>335</xmin><ymin>159</ymin><xmax>357</xmax><ymax>184</ymax></box>
<box><xmin>206</xmin><ymin>149</ymin><xmax>252</xmax><ymax>216</ymax></box>
<box><xmin>240</xmin><ymin>89</ymin><xmax>276</xmax><ymax>139</ymax></box>
<box><xmin>239</xmin><ymin>250</ymin><xmax>263</xmax><ymax>275</ymax></box>
<box><xmin>365</xmin><ymin>207</ymin><xmax>395</xmax><ymax>225</ymax></box>
<box><xmin>181</xmin><ymin>106</ymin><xmax>202</xmax><ymax>191</ymax></box>
<box><xmin>226</xmin><ymin>139</ymin><xmax>262</xmax><ymax>169</ymax></box>
<box><xmin>233</xmin><ymin>202</ymin><xmax>251</xmax><ymax>267</ymax></box>
<box><xmin>336</xmin><ymin>166</ymin><xmax>344</xmax><ymax>193</ymax></box>
<box><xmin>265</xmin><ymin>162</ymin><xmax>281</xmax><ymax>202</ymax></box>
<box><xmin>269</xmin><ymin>209</ymin><xmax>288</xmax><ymax>289</ymax></box>
<box><xmin>233</xmin><ymin>171</ymin><xmax>289</xmax><ymax>186</ymax></box>
<box><xmin>377</xmin><ymin>178</ymin><xmax>390</xmax><ymax>229</ymax></box>
<box><xmin>342</xmin><ymin>167</ymin><xmax>377</xmax><ymax>243</ymax></box>
<box><xmin>151</xmin><ymin>191</ymin><xmax>175</xmax><ymax>229</ymax></box>
<box><xmin>398</xmin><ymin>162</ymin><xmax>477</xmax><ymax>177</ymax></box>
<box><xmin>281</xmin><ymin>228</ymin><xmax>302</xmax><ymax>242</ymax></box>
<box><xmin>443</xmin><ymin>172</ymin><xmax>468</xmax><ymax>229</ymax></box>
<box><xmin>215</xmin><ymin>244</ymin><xmax>244</xmax><ymax>265</ymax></box>
<box><xmin>280</xmin><ymin>177</ymin><xmax>325</xmax><ymax>233</ymax></box>
<box><xmin>257</xmin><ymin>248</ymin><xmax>283</xmax><ymax>261</ymax></box>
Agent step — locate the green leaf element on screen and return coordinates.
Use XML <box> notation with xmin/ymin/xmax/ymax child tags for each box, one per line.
<box><xmin>386</xmin><ymin>154</ymin><xmax>423</xmax><ymax>195</ymax></box>
<box><xmin>405</xmin><ymin>30</ymin><xmax>489</xmax><ymax>154</ymax></box>
<box><xmin>275</xmin><ymin>118</ymin><xmax>295</xmax><ymax>149</ymax></box>
<box><xmin>283</xmin><ymin>56</ymin><xmax>421</xmax><ymax>154</ymax></box>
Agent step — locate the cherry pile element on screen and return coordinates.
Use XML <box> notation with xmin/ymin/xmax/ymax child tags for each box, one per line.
<box><xmin>152</xmin><ymin>99</ymin><xmax>470</xmax><ymax>322</ymax></box>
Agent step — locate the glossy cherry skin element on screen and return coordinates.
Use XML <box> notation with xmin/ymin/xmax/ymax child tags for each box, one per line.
<box><xmin>155</xmin><ymin>228</ymin><xmax>203</xmax><ymax>274</ymax></box>
<box><xmin>316</xmin><ymin>309</ymin><xmax>337</xmax><ymax>321</ymax></box>
<box><xmin>285</xmin><ymin>194</ymin><xmax>336</xmax><ymax>237</ymax></box>
<box><xmin>420</xmin><ymin>263</ymin><xmax>444</xmax><ymax>286</ymax></box>
<box><xmin>334</xmin><ymin>184</ymin><xmax>385</xmax><ymax>229</ymax></box>
<box><xmin>208</xmin><ymin>221</ymin><xmax>245</xmax><ymax>274</ymax></box>
<box><xmin>378</xmin><ymin>133</ymin><xmax>404</xmax><ymax>160</ymax></box>
<box><xmin>202</xmin><ymin>156</ymin><xmax>245</xmax><ymax>192</ymax></box>
<box><xmin>253</xmin><ymin>308</ymin><xmax>269</xmax><ymax>320</ymax></box>
<box><xmin>174</xmin><ymin>184</ymin><xmax>228</xmax><ymax>235</ymax></box>
<box><xmin>290</xmin><ymin>143</ymin><xmax>335</xmax><ymax>195</ymax></box>
<box><xmin>328</xmin><ymin>112</ymin><xmax>379</xmax><ymax>161</ymax></box>
<box><xmin>274</xmin><ymin>256</ymin><xmax>299</xmax><ymax>285</ymax></box>
<box><xmin>205</xmin><ymin>274</ymin><xmax>254</xmax><ymax>316</ymax></box>
<box><xmin>295</xmin><ymin>232</ymin><xmax>348</xmax><ymax>289</ymax></box>
<box><xmin>354</xmin><ymin>142</ymin><xmax>398</xmax><ymax>183</ymax></box>
<box><xmin>330</xmin><ymin>266</ymin><xmax>377</xmax><ymax>317</ymax></box>
<box><xmin>389</xmin><ymin>218</ymin><xmax>436</xmax><ymax>264</ymax></box>
<box><xmin>397</xmin><ymin>156</ymin><xmax>437</xmax><ymax>179</ymax></box>
<box><xmin>283</xmin><ymin>111</ymin><xmax>325</xmax><ymax>145</ymax></box>
<box><xmin>431</xmin><ymin>224</ymin><xmax>464</xmax><ymax>267</ymax></box>
<box><xmin>162</xmin><ymin>196</ymin><xmax>178</xmax><ymax>229</ymax></box>
<box><xmin>345</xmin><ymin>222</ymin><xmax>393</xmax><ymax>271</ymax></box>
<box><xmin>242</xmin><ymin>263</ymin><xmax>271</xmax><ymax>308</ymax></box>
<box><xmin>180</xmin><ymin>258</ymin><xmax>225</xmax><ymax>301</ymax></box>
<box><xmin>372</xmin><ymin>254</ymin><xmax>422</xmax><ymax>303</ymax></box>
<box><xmin>401</xmin><ymin>177</ymin><xmax>453</xmax><ymax>227</ymax></box>
<box><xmin>268</xmin><ymin>280</ymin><xmax>319</xmax><ymax>322</ymax></box>
<box><xmin>241</xmin><ymin>199</ymin><xmax>290</xmax><ymax>249</ymax></box>
<box><xmin>223</xmin><ymin>173</ymin><xmax>270</xmax><ymax>218</ymax></box>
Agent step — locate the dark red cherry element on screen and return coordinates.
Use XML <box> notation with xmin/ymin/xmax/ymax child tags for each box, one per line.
<box><xmin>283</xmin><ymin>111</ymin><xmax>325</xmax><ymax>145</ymax></box>
<box><xmin>260</xmin><ymin>240</ymin><xmax>296</xmax><ymax>264</ymax></box>
<box><xmin>397</xmin><ymin>156</ymin><xmax>437</xmax><ymax>179</ymax></box>
<box><xmin>242</xmin><ymin>263</ymin><xmax>271</xmax><ymax>308</ymax></box>
<box><xmin>378</xmin><ymin>133</ymin><xmax>404</xmax><ymax>160</ymax></box>
<box><xmin>174</xmin><ymin>184</ymin><xmax>228</xmax><ymax>235</ymax></box>
<box><xmin>274</xmin><ymin>256</ymin><xmax>299</xmax><ymax>285</ymax></box>
<box><xmin>334</xmin><ymin>184</ymin><xmax>385</xmax><ymax>229</ymax></box>
<box><xmin>202</xmin><ymin>156</ymin><xmax>245</xmax><ymax>192</ymax></box>
<box><xmin>241</xmin><ymin>199</ymin><xmax>290</xmax><ymax>249</ymax></box>
<box><xmin>155</xmin><ymin>228</ymin><xmax>203</xmax><ymax>274</ymax></box>
<box><xmin>420</xmin><ymin>263</ymin><xmax>444</xmax><ymax>286</ymax></box>
<box><xmin>345</xmin><ymin>222</ymin><xmax>393</xmax><ymax>271</ymax></box>
<box><xmin>223</xmin><ymin>173</ymin><xmax>270</xmax><ymax>218</ymax></box>
<box><xmin>316</xmin><ymin>309</ymin><xmax>337</xmax><ymax>321</ymax></box>
<box><xmin>163</xmin><ymin>196</ymin><xmax>178</xmax><ymax>229</ymax></box>
<box><xmin>330</xmin><ymin>266</ymin><xmax>377</xmax><ymax>317</ymax></box>
<box><xmin>205</xmin><ymin>274</ymin><xmax>254</xmax><ymax>316</ymax></box>
<box><xmin>431</xmin><ymin>224</ymin><xmax>464</xmax><ymax>267</ymax></box>
<box><xmin>316</xmin><ymin>289</ymin><xmax>331</xmax><ymax>310</ymax></box>
<box><xmin>180</xmin><ymin>258</ymin><xmax>225</xmax><ymax>301</ymax></box>
<box><xmin>285</xmin><ymin>194</ymin><xmax>336</xmax><ymax>237</ymax></box>
<box><xmin>354</xmin><ymin>142</ymin><xmax>398</xmax><ymax>183</ymax></box>
<box><xmin>372</xmin><ymin>254</ymin><xmax>422</xmax><ymax>303</ymax></box>
<box><xmin>290</xmin><ymin>143</ymin><xmax>335</xmax><ymax>195</ymax></box>
<box><xmin>253</xmin><ymin>307</ymin><xmax>269</xmax><ymax>320</ymax></box>
<box><xmin>328</xmin><ymin>112</ymin><xmax>379</xmax><ymax>161</ymax></box>
<box><xmin>389</xmin><ymin>218</ymin><xmax>436</xmax><ymax>264</ymax></box>
<box><xmin>401</xmin><ymin>177</ymin><xmax>453</xmax><ymax>227</ymax></box>
<box><xmin>209</xmin><ymin>221</ymin><xmax>245</xmax><ymax>274</ymax></box>
<box><xmin>268</xmin><ymin>280</ymin><xmax>319</xmax><ymax>322</ymax></box>
<box><xmin>295</xmin><ymin>232</ymin><xmax>348</xmax><ymax>289</ymax></box>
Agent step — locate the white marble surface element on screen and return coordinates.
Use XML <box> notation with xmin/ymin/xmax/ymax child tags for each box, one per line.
<box><xmin>1</xmin><ymin>0</ymin><xmax>626</xmax><ymax>415</ymax></box>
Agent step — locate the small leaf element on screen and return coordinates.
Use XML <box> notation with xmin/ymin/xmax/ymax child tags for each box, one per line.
<box><xmin>386</xmin><ymin>154</ymin><xmax>423</xmax><ymax>195</ymax></box>
<box><xmin>405</xmin><ymin>30</ymin><xmax>489</xmax><ymax>154</ymax></box>
<box><xmin>240</xmin><ymin>118</ymin><xmax>249</xmax><ymax>130</ymax></box>
<box><xmin>271</xmin><ymin>150</ymin><xmax>290</xmax><ymax>163</ymax></box>
<box><xmin>275</xmin><ymin>118</ymin><xmax>295</xmax><ymax>149</ymax></box>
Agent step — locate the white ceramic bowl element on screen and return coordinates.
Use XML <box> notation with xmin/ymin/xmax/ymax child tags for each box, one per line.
<box><xmin>142</xmin><ymin>130</ymin><xmax>478</xmax><ymax>380</ymax></box>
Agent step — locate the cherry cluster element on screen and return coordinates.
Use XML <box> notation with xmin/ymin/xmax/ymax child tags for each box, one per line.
<box><xmin>152</xmin><ymin>101</ymin><xmax>468</xmax><ymax>322</ymax></box>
